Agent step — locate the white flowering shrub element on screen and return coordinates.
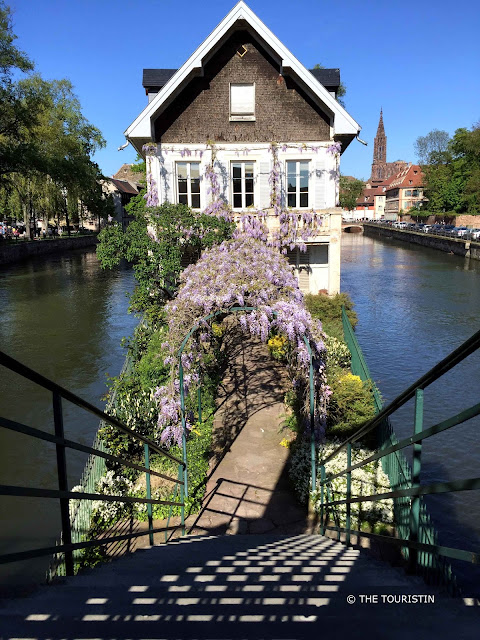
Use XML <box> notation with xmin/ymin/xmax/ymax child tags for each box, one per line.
<box><xmin>289</xmin><ymin>438</ymin><xmax>393</xmax><ymax>530</ymax></box>
<box><xmin>314</xmin><ymin>441</ymin><xmax>393</xmax><ymax>529</ymax></box>
<box><xmin>91</xmin><ymin>470</ymin><xmax>137</xmax><ymax>526</ymax></box>
<box><xmin>324</xmin><ymin>334</ymin><xmax>351</xmax><ymax>370</ymax></box>
<box><xmin>69</xmin><ymin>485</ymin><xmax>83</xmax><ymax>521</ymax></box>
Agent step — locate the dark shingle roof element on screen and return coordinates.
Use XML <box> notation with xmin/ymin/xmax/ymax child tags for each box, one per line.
<box><xmin>142</xmin><ymin>68</ymin><xmax>340</xmax><ymax>90</ymax></box>
<box><xmin>142</xmin><ymin>69</ymin><xmax>177</xmax><ymax>89</ymax></box>
<box><xmin>110</xmin><ymin>179</ymin><xmax>139</xmax><ymax>195</ymax></box>
<box><xmin>309</xmin><ymin>68</ymin><xmax>340</xmax><ymax>88</ymax></box>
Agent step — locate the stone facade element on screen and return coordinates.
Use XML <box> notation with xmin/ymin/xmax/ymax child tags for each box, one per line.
<box><xmin>155</xmin><ymin>31</ymin><xmax>331</xmax><ymax>144</ymax></box>
<box><xmin>455</xmin><ymin>215</ymin><xmax>480</xmax><ymax>228</ymax></box>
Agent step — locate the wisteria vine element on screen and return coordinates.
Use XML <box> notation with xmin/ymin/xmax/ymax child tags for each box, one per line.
<box><xmin>143</xmin><ymin>142</ymin><xmax>159</xmax><ymax>207</ymax></box>
<box><xmin>153</xmin><ymin>236</ymin><xmax>329</xmax><ymax>447</ymax></box>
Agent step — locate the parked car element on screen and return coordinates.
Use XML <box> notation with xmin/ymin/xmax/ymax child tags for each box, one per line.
<box><xmin>422</xmin><ymin>225</ymin><xmax>433</xmax><ymax>232</ymax></box>
<box><xmin>455</xmin><ymin>227</ymin><xmax>469</xmax><ymax>237</ymax></box>
<box><xmin>470</xmin><ymin>229</ymin><xmax>480</xmax><ymax>240</ymax></box>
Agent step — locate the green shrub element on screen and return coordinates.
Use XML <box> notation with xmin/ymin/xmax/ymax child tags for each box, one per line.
<box><xmin>327</xmin><ymin>372</ymin><xmax>376</xmax><ymax>441</ymax></box>
<box><xmin>305</xmin><ymin>292</ymin><xmax>357</xmax><ymax>341</ymax></box>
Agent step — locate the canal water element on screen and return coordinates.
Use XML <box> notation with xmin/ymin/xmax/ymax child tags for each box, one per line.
<box><xmin>0</xmin><ymin>237</ymin><xmax>478</xmax><ymax>594</ymax></box>
<box><xmin>341</xmin><ymin>232</ymin><xmax>480</xmax><ymax>595</ymax></box>
<box><xmin>0</xmin><ymin>247</ymin><xmax>137</xmax><ymax>589</ymax></box>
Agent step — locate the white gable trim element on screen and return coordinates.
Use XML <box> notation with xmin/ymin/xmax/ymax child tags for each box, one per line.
<box><xmin>125</xmin><ymin>1</ymin><xmax>360</xmax><ymax>142</ymax></box>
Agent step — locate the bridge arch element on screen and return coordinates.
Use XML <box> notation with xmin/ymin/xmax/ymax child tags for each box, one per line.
<box><xmin>342</xmin><ymin>224</ymin><xmax>364</xmax><ymax>233</ymax></box>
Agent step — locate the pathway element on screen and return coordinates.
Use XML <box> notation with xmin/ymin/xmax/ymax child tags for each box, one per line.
<box><xmin>189</xmin><ymin>324</ymin><xmax>308</xmax><ymax>536</ymax></box>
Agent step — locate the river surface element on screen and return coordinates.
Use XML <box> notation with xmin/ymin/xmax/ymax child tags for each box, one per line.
<box><xmin>0</xmin><ymin>247</ymin><xmax>137</xmax><ymax>588</ymax></box>
<box><xmin>1</xmin><ymin>237</ymin><xmax>479</xmax><ymax>593</ymax></box>
<box><xmin>341</xmin><ymin>232</ymin><xmax>480</xmax><ymax>595</ymax></box>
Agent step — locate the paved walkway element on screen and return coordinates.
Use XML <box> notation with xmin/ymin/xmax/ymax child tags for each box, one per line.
<box><xmin>189</xmin><ymin>325</ymin><xmax>308</xmax><ymax>536</ymax></box>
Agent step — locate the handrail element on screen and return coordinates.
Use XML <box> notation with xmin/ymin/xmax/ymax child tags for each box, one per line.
<box><xmin>0</xmin><ymin>349</ymin><xmax>186</xmax><ymax>576</ymax></box>
<box><xmin>0</xmin><ymin>349</ymin><xmax>184</xmax><ymax>467</ymax></box>
<box><xmin>0</xmin><ymin>415</ymin><xmax>184</xmax><ymax>485</ymax></box>
<box><xmin>318</xmin><ymin>309</ymin><xmax>480</xmax><ymax>593</ymax></box>
<box><xmin>321</xmin><ymin>324</ymin><xmax>480</xmax><ymax>466</ymax></box>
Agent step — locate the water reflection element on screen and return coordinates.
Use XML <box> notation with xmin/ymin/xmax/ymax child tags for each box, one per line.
<box><xmin>341</xmin><ymin>232</ymin><xmax>480</xmax><ymax>594</ymax></box>
<box><xmin>0</xmin><ymin>247</ymin><xmax>137</xmax><ymax>587</ymax></box>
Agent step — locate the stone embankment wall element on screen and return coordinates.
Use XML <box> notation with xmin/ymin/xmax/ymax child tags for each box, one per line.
<box><xmin>363</xmin><ymin>223</ymin><xmax>480</xmax><ymax>261</ymax></box>
<box><xmin>0</xmin><ymin>235</ymin><xmax>98</xmax><ymax>265</ymax></box>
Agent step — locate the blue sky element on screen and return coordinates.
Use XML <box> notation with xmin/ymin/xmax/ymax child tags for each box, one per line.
<box><xmin>8</xmin><ymin>0</ymin><xmax>480</xmax><ymax>181</ymax></box>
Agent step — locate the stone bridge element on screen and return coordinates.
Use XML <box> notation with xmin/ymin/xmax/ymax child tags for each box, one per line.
<box><xmin>342</xmin><ymin>222</ymin><xmax>363</xmax><ymax>233</ymax></box>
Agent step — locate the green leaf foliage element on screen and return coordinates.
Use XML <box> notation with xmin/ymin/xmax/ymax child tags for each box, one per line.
<box><xmin>339</xmin><ymin>175</ymin><xmax>364</xmax><ymax>211</ymax></box>
<box><xmin>417</xmin><ymin>124</ymin><xmax>480</xmax><ymax>215</ymax></box>
<box><xmin>304</xmin><ymin>292</ymin><xmax>357</xmax><ymax>342</ymax></box>
<box><xmin>97</xmin><ymin>194</ymin><xmax>234</xmax><ymax>317</ymax></box>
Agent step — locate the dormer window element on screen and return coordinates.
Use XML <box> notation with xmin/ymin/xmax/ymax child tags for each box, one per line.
<box><xmin>230</xmin><ymin>83</ymin><xmax>255</xmax><ymax>121</ymax></box>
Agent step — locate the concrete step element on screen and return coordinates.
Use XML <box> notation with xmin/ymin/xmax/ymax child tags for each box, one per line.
<box><xmin>0</xmin><ymin>534</ymin><xmax>478</xmax><ymax>640</ymax></box>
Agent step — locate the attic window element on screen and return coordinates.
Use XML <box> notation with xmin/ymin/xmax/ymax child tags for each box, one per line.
<box><xmin>236</xmin><ymin>45</ymin><xmax>247</xmax><ymax>58</ymax></box>
<box><xmin>230</xmin><ymin>83</ymin><xmax>255</xmax><ymax>121</ymax></box>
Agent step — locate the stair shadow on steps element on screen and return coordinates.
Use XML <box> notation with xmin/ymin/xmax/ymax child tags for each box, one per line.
<box><xmin>2</xmin><ymin>533</ymin><xmax>479</xmax><ymax>640</ymax></box>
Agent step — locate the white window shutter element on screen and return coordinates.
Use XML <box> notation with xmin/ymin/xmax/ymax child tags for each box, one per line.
<box><xmin>314</xmin><ymin>160</ymin><xmax>326</xmax><ymax>211</ymax></box>
<box><xmin>231</xmin><ymin>84</ymin><xmax>255</xmax><ymax>114</ymax></box>
<box><xmin>162</xmin><ymin>161</ymin><xmax>173</xmax><ymax>203</ymax></box>
<box><xmin>259</xmin><ymin>161</ymin><xmax>271</xmax><ymax>209</ymax></box>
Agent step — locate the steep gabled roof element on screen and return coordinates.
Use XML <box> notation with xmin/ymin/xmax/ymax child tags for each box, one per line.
<box><xmin>125</xmin><ymin>1</ymin><xmax>360</xmax><ymax>148</ymax></box>
<box><xmin>387</xmin><ymin>164</ymin><xmax>424</xmax><ymax>191</ymax></box>
<box><xmin>356</xmin><ymin>188</ymin><xmax>381</xmax><ymax>206</ymax></box>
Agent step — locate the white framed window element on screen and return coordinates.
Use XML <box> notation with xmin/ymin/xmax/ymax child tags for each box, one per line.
<box><xmin>230</xmin><ymin>83</ymin><xmax>255</xmax><ymax>121</ymax></box>
<box><xmin>287</xmin><ymin>160</ymin><xmax>309</xmax><ymax>208</ymax></box>
<box><xmin>231</xmin><ymin>162</ymin><xmax>255</xmax><ymax>209</ymax></box>
<box><xmin>176</xmin><ymin>162</ymin><xmax>200</xmax><ymax>209</ymax></box>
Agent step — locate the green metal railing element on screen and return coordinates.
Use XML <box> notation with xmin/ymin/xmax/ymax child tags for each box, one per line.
<box><xmin>0</xmin><ymin>349</ymin><xmax>186</xmax><ymax>577</ymax></box>
<box><xmin>316</xmin><ymin>308</ymin><xmax>480</xmax><ymax>593</ymax></box>
<box><xmin>178</xmin><ymin>306</ymin><xmax>318</xmax><ymax>498</ymax></box>
<box><xmin>48</xmin><ymin>338</ymin><xmax>140</xmax><ymax>579</ymax></box>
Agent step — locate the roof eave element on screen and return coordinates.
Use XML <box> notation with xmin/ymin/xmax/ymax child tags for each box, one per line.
<box><xmin>125</xmin><ymin>1</ymin><xmax>361</xmax><ymax>143</ymax></box>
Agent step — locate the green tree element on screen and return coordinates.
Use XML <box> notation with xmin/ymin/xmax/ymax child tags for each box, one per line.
<box><xmin>0</xmin><ymin>2</ymin><xmax>38</xmax><ymax>181</ymax></box>
<box><xmin>414</xmin><ymin>129</ymin><xmax>450</xmax><ymax>165</ymax></box>
<box><xmin>1</xmin><ymin>75</ymin><xmax>107</xmax><ymax>235</ymax></box>
<box><xmin>339</xmin><ymin>175</ymin><xmax>364</xmax><ymax>211</ymax></box>
<box><xmin>417</xmin><ymin>125</ymin><xmax>480</xmax><ymax>215</ymax></box>
<box><xmin>97</xmin><ymin>195</ymin><xmax>234</xmax><ymax>317</ymax></box>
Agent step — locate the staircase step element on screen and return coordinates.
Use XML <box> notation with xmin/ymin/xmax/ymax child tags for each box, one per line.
<box><xmin>0</xmin><ymin>534</ymin><xmax>478</xmax><ymax>639</ymax></box>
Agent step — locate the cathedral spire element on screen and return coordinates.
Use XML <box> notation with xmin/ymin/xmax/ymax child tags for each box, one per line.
<box><xmin>376</xmin><ymin>108</ymin><xmax>385</xmax><ymax>137</ymax></box>
<box><xmin>370</xmin><ymin>109</ymin><xmax>407</xmax><ymax>182</ymax></box>
<box><xmin>372</xmin><ymin>108</ymin><xmax>387</xmax><ymax>170</ymax></box>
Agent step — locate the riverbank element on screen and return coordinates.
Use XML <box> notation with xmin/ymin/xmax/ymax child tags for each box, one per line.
<box><xmin>363</xmin><ymin>223</ymin><xmax>480</xmax><ymax>260</ymax></box>
<box><xmin>0</xmin><ymin>235</ymin><xmax>98</xmax><ymax>265</ymax></box>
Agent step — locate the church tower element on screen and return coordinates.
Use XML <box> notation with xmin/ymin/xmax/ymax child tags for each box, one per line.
<box><xmin>371</xmin><ymin>109</ymin><xmax>387</xmax><ymax>180</ymax></box>
<box><xmin>370</xmin><ymin>109</ymin><xmax>406</xmax><ymax>182</ymax></box>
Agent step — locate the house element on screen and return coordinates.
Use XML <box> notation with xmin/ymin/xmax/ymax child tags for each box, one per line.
<box><xmin>354</xmin><ymin>175</ymin><xmax>396</xmax><ymax>221</ymax></box>
<box><xmin>103</xmin><ymin>166</ymin><xmax>143</xmax><ymax>229</ymax></box>
<box><xmin>124</xmin><ymin>1</ymin><xmax>361</xmax><ymax>295</ymax></box>
<box><xmin>385</xmin><ymin>164</ymin><xmax>426</xmax><ymax>219</ymax></box>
